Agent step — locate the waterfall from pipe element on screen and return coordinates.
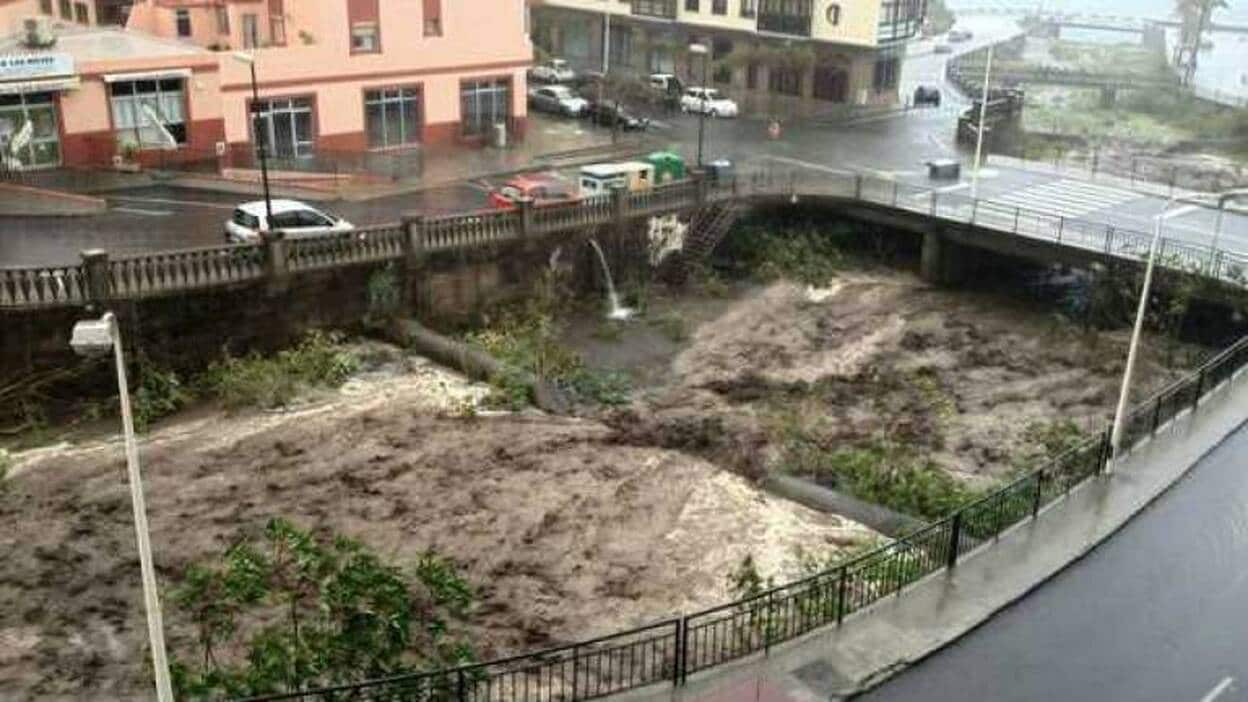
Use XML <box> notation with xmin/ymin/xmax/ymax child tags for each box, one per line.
<box><xmin>587</xmin><ymin>238</ymin><xmax>633</xmax><ymax>320</ymax></box>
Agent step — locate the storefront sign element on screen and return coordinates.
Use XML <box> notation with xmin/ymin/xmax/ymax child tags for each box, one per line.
<box><xmin>0</xmin><ymin>53</ymin><xmax>75</xmax><ymax>83</ymax></box>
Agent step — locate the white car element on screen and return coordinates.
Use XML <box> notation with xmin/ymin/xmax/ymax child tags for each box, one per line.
<box><xmin>530</xmin><ymin>58</ymin><xmax>576</xmax><ymax>83</ymax></box>
<box><xmin>528</xmin><ymin>85</ymin><xmax>589</xmax><ymax>117</ymax></box>
<box><xmin>680</xmin><ymin>87</ymin><xmax>739</xmax><ymax>118</ymax></box>
<box><xmin>224</xmin><ymin>200</ymin><xmax>354</xmax><ymax>243</ymax></box>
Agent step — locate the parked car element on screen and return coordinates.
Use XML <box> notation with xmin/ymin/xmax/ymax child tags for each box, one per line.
<box><xmin>528</xmin><ymin>85</ymin><xmax>589</xmax><ymax>117</ymax></box>
<box><xmin>648</xmin><ymin>72</ymin><xmax>685</xmax><ymax>109</ymax></box>
<box><xmin>587</xmin><ymin>100</ymin><xmax>651</xmax><ymax>131</ymax></box>
<box><xmin>224</xmin><ymin>200</ymin><xmax>353</xmax><ymax>243</ymax></box>
<box><xmin>948</xmin><ymin>29</ymin><xmax>973</xmax><ymax>42</ymax></box>
<box><xmin>680</xmin><ymin>87</ymin><xmax>739</xmax><ymax>118</ymax></box>
<box><xmin>530</xmin><ymin>58</ymin><xmax>576</xmax><ymax>83</ymax></box>
<box><xmin>913</xmin><ymin>85</ymin><xmax>942</xmax><ymax>107</ymax></box>
<box><xmin>487</xmin><ymin>172</ymin><xmax>580</xmax><ymax>210</ymax></box>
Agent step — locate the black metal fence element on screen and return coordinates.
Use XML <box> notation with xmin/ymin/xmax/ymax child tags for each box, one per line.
<box><xmin>235</xmin><ymin>333</ymin><xmax>1248</xmax><ymax>702</ymax></box>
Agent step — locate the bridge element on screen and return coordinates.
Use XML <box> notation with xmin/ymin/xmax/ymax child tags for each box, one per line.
<box><xmin>2</xmin><ymin>168</ymin><xmax>1245</xmax><ymax>313</ymax></box>
<box><xmin>954</xmin><ymin>6</ymin><xmax>1248</xmax><ymax>35</ymax></box>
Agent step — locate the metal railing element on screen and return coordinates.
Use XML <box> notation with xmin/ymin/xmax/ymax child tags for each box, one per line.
<box><xmin>236</xmin><ymin>334</ymin><xmax>1248</xmax><ymax>702</ymax></box>
<box><xmin>4</xmin><ymin>167</ymin><xmax>1247</xmax><ymax>311</ymax></box>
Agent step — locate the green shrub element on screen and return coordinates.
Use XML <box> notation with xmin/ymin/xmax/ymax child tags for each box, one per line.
<box><xmin>720</xmin><ymin>223</ymin><xmax>849</xmax><ymax>286</ymax></box>
<box><xmin>170</xmin><ymin>518</ymin><xmax>477</xmax><ymax>700</ymax></box>
<box><xmin>649</xmin><ymin>311</ymin><xmax>690</xmax><ymax>343</ymax></box>
<box><xmin>133</xmin><ymin>359</ymin><xmax>193</xmax><ymax>432</ymax></box>
<box><xmin>202</xmin><ymin>331</ymin><xmax>358</xmax><ymax>409</ymax></box>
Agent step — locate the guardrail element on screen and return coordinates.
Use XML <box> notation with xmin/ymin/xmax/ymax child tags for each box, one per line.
<box><xmin>3</xmin><ymin>168</ymin><xmax>1246</xmax><ymax>312</ymax></box>
<box><xmin>236</xmin><ymin>327</ymin><xmax>1248</xmax><ymax>702</ymax></box>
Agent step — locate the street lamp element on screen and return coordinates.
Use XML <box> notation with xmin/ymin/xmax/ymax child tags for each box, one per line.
<box><xmin>689</xmin><ymin>42</ymin><xmax>709</xmax><ymax>168</ymax></box>
<box><xmin>232</xmin><ymin>51</ymin><xmax>273</xmax><ymax>231</ymax></box>
<box><xmin>70</xmin><ymin>313</ymin><xmax>174</xmax><ymax>702</ymax></box>
<box><xmin>1209</xmin><ymin>188</ymin><xmax>1248</xmax><ymax>254</ymax></box>
<box><xmin>1107</xmin><ymin>189</ymin><xmax>1246</xmax><ymax>471</ymax></box>
<box><xmin>970</xmin><ymin>44</ymin><xmax>994</xmax><ymax>200</ymax></box>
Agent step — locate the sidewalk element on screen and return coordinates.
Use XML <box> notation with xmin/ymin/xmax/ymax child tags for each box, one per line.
<box><xmin>619</xmin><ymin>367</ymin><xmax>1248</xmax><ymax>702</ymax></box>
<box><xmin>0</xmin><ymin>182</ymin><xmax>107</xmax><ymax>216</ymax></box>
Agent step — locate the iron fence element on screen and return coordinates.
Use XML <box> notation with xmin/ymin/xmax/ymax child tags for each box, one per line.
<box><xmin>233</xmin><ymin>332</ymin><xmax>1248</xmax><ymax>702</ymax></box>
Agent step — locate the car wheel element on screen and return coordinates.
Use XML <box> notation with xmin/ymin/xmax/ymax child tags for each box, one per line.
<box><xmin>709</xmin><ymin>109</ymin><xmax>719</xmax><ymax>118</ymax></box>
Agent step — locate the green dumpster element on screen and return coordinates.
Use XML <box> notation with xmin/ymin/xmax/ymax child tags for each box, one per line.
<box><xmin>646</xmin><ymin>151</ymin><xmax>686</xmax><ymax>184</ymax></box>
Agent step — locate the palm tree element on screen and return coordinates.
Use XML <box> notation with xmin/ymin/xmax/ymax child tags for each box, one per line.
<box><xmin>1173</xmin><ymin>0</ymin><xmax>1227</xmax><ymax>84</ymax></box>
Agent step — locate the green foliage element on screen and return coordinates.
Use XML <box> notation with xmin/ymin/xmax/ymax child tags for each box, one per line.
<box><xmin>785</xmin><ymin>437</ymin><xmax>982</xmax><ymax>522</ymax></box>
<box><xmin>648</xmin><ymin>311</ymin><xmax>690</xmax><ymax>343</ymax></box>
<box><xmin>171</xmin><ymin>518</ymin><xmax>477</xmax><ymax>700</ymax></box>
<box><xmin>721</xmin><ymin>223</ymin><xmax>849</xmax><ymax>287</ymax></box>
<box><xmin>1014</xmin><ymin>418</ymin><xmax>1087</xmax><ymax>473</ymax></box>
<box><xmin>726</xmin><ymin>554</ymin><xmax>773</xmax><ymax>601</ymax></box>
<box><xmin>366</xmin><ymin>264</ymin><xmax>402</xmax><ymax>323</ymax></box>
<box><xmin>133</xmin><ymin>358</ymin><xmax>193</xmax><ymax>432</ymax></box>
<box><xmin>202</xmin><ymin>331</ymin><xmax>358</xmax><ymax>409</ymax></box>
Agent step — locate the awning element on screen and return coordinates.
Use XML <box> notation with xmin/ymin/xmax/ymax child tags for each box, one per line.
<box><xmin>102</xmin><ymin>68</ymin><xmax>193</xmax><ymax>83</ymax></box>
<box><xmin>0</xmin><ymin>76</ymin><xmax>80</xmax><ymax>95</ymax></box>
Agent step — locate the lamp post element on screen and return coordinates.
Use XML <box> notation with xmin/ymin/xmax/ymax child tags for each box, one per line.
<box><xmin>1107</xmin><ymin>189</ymin><xmax>1245</xmax><ymax>471</ymax></box>
<box><xmin>70</xmin><ymin>313</ymin><xmax>173</xmax><ymax>702</ymax></box>
<box><xmin>970</xmin><ymin>44</ymin><xmax>994</xmax><ymax>200</ymax></box>
<box><xmin>232</xmin><ymin>52</ymin><xmax>273</xmax><ymax>230</ymax></box>
<box><xmin>1210</xmin><ymin>188</ymin><xmax>1248</xmax><ymax>255</ymax></box>
<box><xmin>689</xmin><ymin>42</ymin><xmax>709</xmax><ymax>168</ymax></box>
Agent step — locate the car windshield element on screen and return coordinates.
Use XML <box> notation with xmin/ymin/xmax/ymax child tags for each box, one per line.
<box><xmin>232</xmin><ymin>209</ymin><xmax>261</xmax><ymax>230</ymax></box>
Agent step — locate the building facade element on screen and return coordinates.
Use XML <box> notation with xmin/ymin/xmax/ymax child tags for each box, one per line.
<box><xmin>531</xmin><ymin>0</ymin><xmax>925</xmax><ymax>112</ymax></box>
<box><xmin>0</xmin><ymin>0</ymin><xmax>531</xmax><ymax>170</ymax></box>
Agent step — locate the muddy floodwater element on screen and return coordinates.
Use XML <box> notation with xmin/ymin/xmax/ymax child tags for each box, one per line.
<box><xmin>0</xmin><ymin>269</ymin><xmax>1193</xmax><ymax>699</ymax></box>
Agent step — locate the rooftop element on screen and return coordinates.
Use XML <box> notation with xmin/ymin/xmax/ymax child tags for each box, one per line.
<box><xmin>0</xmin><ymin>22</ymin><xmax>210</xmax><ymax>63</ymax></box>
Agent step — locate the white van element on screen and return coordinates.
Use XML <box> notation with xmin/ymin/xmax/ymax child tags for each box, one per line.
<box><xmin>578</xmin><ymin>162</ymin><xmax>656</xmax><ymax>196</ymax></box>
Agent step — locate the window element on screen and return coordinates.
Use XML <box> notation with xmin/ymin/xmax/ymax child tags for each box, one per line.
<box><xmin>241</xmin><ymin>14</ymin><xmax>258</xmax><ymax>48</ymax></box>
<box><xmin>758</xmin><ymin>0</ymin><xmax>812</xmax><ymax>36</ymax></box>
<box><xmin>349</xmin><ymin>0</ymin><xmax>380</xmax><ymax>52</ymax></box>
<box><xmin>215</xmin><ymin>5</ymin><xmax>229</xmax><ymax>34</ymax></box>
<box><xmin>269</xmin><ymin>0</ymin><xmax>285</xmax><ymax>44</ymax></box>
<box><xmin>746</xmin><ymin>62</ymin><xmax>759</xmax><ymax>89</ymax></box>
<box><xmin>768</xmin><ymin>66</ymin><xmax>801</xmax><ymax>95</ymax></box>
<box><xmin>460</xmin><ymin>78</ymin><xmax>510</xmax><ymax>137</ymax></box>
<box><xmin>365</xmin><ymin>87</ymin><xmax>421</xmax><ymax>148</ymax></box>
<box><xmin>826</xmin><ymin>3</ymin><xmax>840</xmax><ymax>25</ymax></box>
<box><xmin>873</xmin><ymin>55</ymin><xmax>899</xmax><ymax>91</ymax></box>
<box><xmin>712</xmin><ymin>0</ymin><xmax>726</xmax><ymax>14</ymax></box>
<box><xmin>423</xmin><ymin>0</ymin><xmax>441</xmax><ymax>36</ymax></box>
<box><xmin>0</xmin><ymin>92</ymin><xmax>61</xmax><ymax>168</ymax></box>
<box><xmin>73</xmin><ymin>2</ymin><xmax>88</xmax><ymax>23</ymax></box>
<box><xmin>175</xmin><ymin>9</ymin><xmax>191</xmax><ymax>37</ymax></box>
<box><xmin>232</xmin><ymin>209</ymin><xmax>260</xmax><ymax>230</ymax></box>
<box><xmin>57</xmin><ymin>0</ymin><xmax>70</xmax><ymax>18</ymax></box>
<box><xmin>685</xmin><ymin>0</ymin><xmax>699</xmax><ymax>11</ymax></box>
<box><xmin>351</xmin><ymin>23</ymin><xmax>379</xmax><ymax>52</ymax></box>
<box><xmin>109</xmin><ymin>79</ymin><xmax>188</xmax><ymax>149</ymax></box>
<box><xmin>39</xmin><ymin>0</ymin><xmax>52</xmax><ymax>14</ymax></box>
<box><xmin>251</xmin><ymin>97</ymin><xmax>315</xmax><ymax>159</ymax></box>
<box><xmin>740</xmin><ymin>0</ymin><xmax>756</xmax><ymax>17</ymax></box>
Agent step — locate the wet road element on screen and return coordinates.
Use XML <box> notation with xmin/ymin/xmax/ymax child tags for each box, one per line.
<box><xmin>2</xmin><ymin>14</ymin><xmax>1245</xmax><ymax>265</ymax></box>
<box><xmin>856</xmin><ymin>421</ymin><xmax>1248</xmax><ymax>702</ymax></box>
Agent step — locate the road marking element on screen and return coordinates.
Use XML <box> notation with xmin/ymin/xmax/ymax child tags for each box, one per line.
<box><xmin>112</xmin><ymin>206</ymin><xmax>172</xmax><ymax>217</ymax></box>
<box><xmin>910</xmin><ymin>182</ymin><xmax>970</xmax><ymax>200</ymax></box>
<box><xmin>1161</xmin><ymin>204</ymin><xmax>1202</xmax><ymax>220</ymax></box>
<box><xmin>110</xmin><ymin>196</ymin><xmax>235</xmax><ymax>210</ymax></box>
<box><xmin>1199</xmin><ymin>676</ymin><xmax>1234</xmax><ymax>702</ymax></box>
<box><xmin>768</xmin><ymin>155</ymin><xmax>855</xmax><ymax>176</ymax></box>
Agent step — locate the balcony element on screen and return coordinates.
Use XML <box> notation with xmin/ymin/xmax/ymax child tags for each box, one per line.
<box><xmin>757</xmin><ymin>0</ymin><xmax>811</xmax><ymax>36</ymax></box>
<box><xmin>631</xmin><ymin>0</ymin><xmax>677</xmax><ymax>19</ymax></box>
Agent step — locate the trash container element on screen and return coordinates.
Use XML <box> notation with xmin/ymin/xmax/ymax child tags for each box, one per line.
<box><xmin>927</xmin><ymin>159</ymin><xmax>960</xmax><ymax>181</ymax></box>
<box><xmin>493</xmin><ymin>122</ymin><xmax>507</xmax><ymax>148</ymax></box>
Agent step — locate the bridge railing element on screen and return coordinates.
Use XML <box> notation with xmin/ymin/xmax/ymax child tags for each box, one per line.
<box><xmin>235</xmin><ymin>330</ymin><xmax>1248</xmax><ymax>702</ymax></box>
<box><xmin>107</xmin><ymin>243</ymin><xmax>266</xmax><ymax>299</ymax></box>
<box><xmin>0</xmin><ymin>264</ymin><xmax>89</xmax><ymax>308</ymax></box>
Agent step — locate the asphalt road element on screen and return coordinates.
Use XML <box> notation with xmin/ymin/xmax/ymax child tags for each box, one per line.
<box><xmin>1</xmin><ymin>14</ymin><xmax>1245</xmax><ymax>265</ymax></box>
<box><xmin>855</xmin><ymin>421</ymin><xmax>1248</xmax><ymax>702</ymax></box>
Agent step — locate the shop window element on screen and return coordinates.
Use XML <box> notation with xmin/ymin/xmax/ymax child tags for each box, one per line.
<box><xmin>0</xmin><ymin>92</ymin><xmax>61</xmax><ymax>169</ymax></box>
<box><xmin>57</xmin><ymin>0</ymin><xmax>70</xmax><ymax>19</ymax></box>
<box><xmin>175</xmin><ymin>9</ymin><xmax>191</xmax><ymax>37</ymax></box>
<box><xmin>73</xmin><ymin>1</ymin><xmax>88</xmax><ymax>23</ymax></box>
<box><xmin>241</xmin><ymin>14</ymin><xmax>259</xmax><ymax>48</ymax></box>
<box><xmin>423</xmin><ymin>0</ymin><xmax>441</xmax><ymax>36</ymax></box>
<box><xmin>109</xmin><ymin>79</ymin><xmax>188</xmax><ymax>149</ymax></box>
<box><xmin>215</xmin><ymin>6</ymin><xmax>229</xmax><ymax>34</ymax></box>
<box><xmin>365</xmin><ymin>87</ymin><xmax>422</xmax><ymax>148</ymax></box>
<box><xmin>768</xmin><ymin>66</ymin><xmax>801</xmax><ymax>96</ymax></box>
<box><xmin>460</xmin><ymin>78</ymin><xmax>510</xmax><ymax>137</ymax></box>
<box><xmin>348</xmin><ymin>0</ymin><xmax>380</xmax><ymax>53</ymax></box>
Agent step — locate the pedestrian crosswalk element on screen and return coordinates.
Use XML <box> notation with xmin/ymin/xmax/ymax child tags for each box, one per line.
<box><xmin>983</xmin><ymin>179</ymin><xmax>1145</xmax><ymax>220</ymax></box>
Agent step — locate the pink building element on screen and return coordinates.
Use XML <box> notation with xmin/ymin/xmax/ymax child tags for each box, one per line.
<box><xmin>0</xmin><ymin>0</ymin><xmax>531</xmax><ymax>170</ymax></box>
